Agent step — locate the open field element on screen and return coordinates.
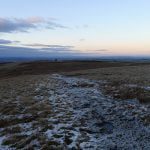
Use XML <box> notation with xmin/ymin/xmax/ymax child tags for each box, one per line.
<box><xmin>0</xmin><ymin>61</ymin><xmax>150</xmax><ymax>79</ymax></box>
<box><xmin>65</xmin><ymin>64</ymin><xmax>150</xmax><ymax>86</ymax></box>
<box><xmin>65</xmin><ymin>63</ymin><xmax>150</xmax><ymax>103</ymax></box>
<box><xmin>0</xmin><ymin>61</ymin><xmax>150</xmax><ymax>149</ymax></box>
<box><xmin>1</xmin><ymin>60</ymin><xmax>149</xmax><ymax>103</ymax></box>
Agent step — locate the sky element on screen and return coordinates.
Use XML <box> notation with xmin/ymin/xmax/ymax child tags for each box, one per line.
<box><xmin>0</xmin><ymin>0</ymin><xmax>150</xmax><ymax>58</ymax></box>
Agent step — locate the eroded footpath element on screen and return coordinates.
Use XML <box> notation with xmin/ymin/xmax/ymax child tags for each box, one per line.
<box><xmin>0</xmin><ymin>74</ymin><xmax>150</xmax><ymax>149</ymax></box>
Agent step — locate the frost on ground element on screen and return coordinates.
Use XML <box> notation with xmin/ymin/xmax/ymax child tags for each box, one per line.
<box><xmin>0</xmin><ymin>74</ymin><xmax>150</xmax><ymax>149</ymax></box>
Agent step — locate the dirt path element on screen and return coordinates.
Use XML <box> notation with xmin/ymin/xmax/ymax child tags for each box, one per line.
<box><xmin>0</xmin><ymin>74</ymin><xmax>150</xmax><ymax>149</ymax></box>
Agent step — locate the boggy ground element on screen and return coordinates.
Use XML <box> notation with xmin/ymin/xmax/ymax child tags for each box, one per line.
<box><xmin>0</xmin><ymin>74</ymin><xmax>150</xmax><ymax>149</ymax></box>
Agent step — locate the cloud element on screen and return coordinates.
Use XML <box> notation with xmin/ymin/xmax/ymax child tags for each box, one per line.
<box><xmin>0</xmin><ymin>39</ymin><xmax>20</xmax><ymax>44</ymax></box>
<box><xmin>0</xmin><ymin>44</ymin><xmax>111</xmax><ymax>59</ymax></box>
<box><xmin>0</xmin><ymin>41</ymin><xmax>110</xmax><ymax>58</ymax></box>
<box><xmin>0</xmin><ymin>39</ymin><xmax>12</xmax><ymax>44</ymax></box>
<box><xmin>0</xmin><ymin>17</ymin><xmax>67</xmax><ymax>33</ymax></box>
<box><xmin>23</xmin><ymin>43</ymin><xmax>75</xmax><ymax>53</ymax></box>
<box><xmin>24</xmin><ymin>43</ymin><xmax>74</xmax><ymax>49</ymax></box>
<box><xmin>0</xmin><ymin>44</ymin><xmax>78</xmax><ymax>58</ymax></box>
<box><xmin>46</xmin><ymin>21</ymin><xmax>68</xmax><ymax>29</ymax></box>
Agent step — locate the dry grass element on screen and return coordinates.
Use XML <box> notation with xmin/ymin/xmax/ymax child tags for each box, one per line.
<box><xmin>65</xmin><ymin>64</ymin><xmax>150</xmax><ymax>103</ymax></box>
<box><xmin>0</xmin><ymin>61</ymin><xmax>150</xmax><ymax>149</ymax></box>
<box><xmin>0</xmin><ymin>75</ymin><xmax>56</xmax><ymax>148</ymax></box>
<box><xmin>0</xmin><ymin>61</ymin><xmax>149</xmax><ymax>79</ymax></box>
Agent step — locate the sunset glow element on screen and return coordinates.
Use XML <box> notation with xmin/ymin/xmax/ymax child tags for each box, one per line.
<box><xmin>0</xmin><ymin>0</ymin><xmax>150</xmax><ymax>57</ymax></box>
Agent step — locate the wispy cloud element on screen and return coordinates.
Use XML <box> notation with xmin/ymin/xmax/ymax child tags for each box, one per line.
<box><xmin>0</xmin><ymin>44</ymin><xmax>77</xmax><ymax>57</ymax></box>
<box><xmin>25</xmin><ymin>44</ymin><xmax>75</xmax><ymax>53</ymax></box>
<box><xmin>0</xmin><ymin>39</ymin><xmax>110</xmax><ymax>58</ymax></box>
<box><xmin>0</xmin><ymin>39</ymin><xmax>12</xmax><ymax>44</ymax></box>
<box><xmin>0</xmin><ymin>39</ymin><xmax>20</xmax><ymax>44</ymax></box>
<box><xmin>24</xmin><ymin>43</ymin><xmax>74</xmax><ymax>49</ymax></box>
<box><xmin>0</xmin><ymin>44</ymin><xmax>111</xmax><ymax>58</ymax></box>
<box><xmin>0</xmin><ymin>17</ymin><xmax>67</xmax><ymax>33</ymax></box>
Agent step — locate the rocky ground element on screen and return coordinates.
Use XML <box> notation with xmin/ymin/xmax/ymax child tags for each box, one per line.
<box><xmin>0</xmin><ymin>74</ymin><xmax>150</xmax><ymax>149</ymax></box>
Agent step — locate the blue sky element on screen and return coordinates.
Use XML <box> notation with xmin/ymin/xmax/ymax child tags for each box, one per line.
<box><xmin>0</xmin><ymin>0</ymin><xmax>150</xmax><ymax>57</ymax></box>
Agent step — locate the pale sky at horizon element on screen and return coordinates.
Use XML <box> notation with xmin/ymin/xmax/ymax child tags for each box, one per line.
<box><xmin>0</xmin><ymin>0</ymin><xmax>150</xmax><ymax>57</ymax></box>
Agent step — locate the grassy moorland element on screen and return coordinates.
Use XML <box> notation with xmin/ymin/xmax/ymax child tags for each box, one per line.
<box><xmin>0</xmin><ymin>61</ymin><xmax>150</xmax><ymax>103</ymax></box>
<box><xmin>0</xmin><ymin>61</ymin><xmax>148</xmax><ymax>78</ymax></box>
<box><xmin>64</xmin><ymin>62</ymin><xmax>150</xmax><ymax>103</ymax></box>
<box><xmin>0</xmin><ymin>61</ymin><xmax>150</xmax><ymax>149</ymax></box>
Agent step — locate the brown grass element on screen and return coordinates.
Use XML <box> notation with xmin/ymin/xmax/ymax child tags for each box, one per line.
<box><xmin>0</xmin><ymin>61</ymin><xmax>150</xmax><ymax>148</ymax></box>
<box><xmin>65</xmin><ymin>64</ymin><xmax>150</xmax><ymax>103</ymax></box>
<box><xmin>0</xmin><ymin>61</ymin><xmax>149</xmax><ymax>79</ymax></box>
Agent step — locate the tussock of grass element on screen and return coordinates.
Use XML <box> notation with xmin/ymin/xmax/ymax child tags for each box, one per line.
<box><xmin>102</xmin><ymin>83</ymin><xmax>150</xmax><ymax>103</ymax></box>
